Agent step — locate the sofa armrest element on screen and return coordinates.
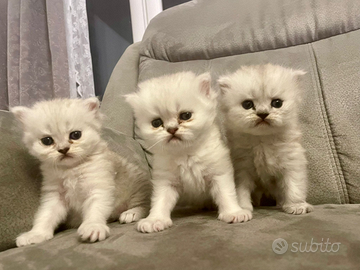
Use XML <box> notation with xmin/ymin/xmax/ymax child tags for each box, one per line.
<box><xmin>100</xmin><ymin>42</ymin><xmax>141</xmax><ymax>138</ymax></box>
<box><xmin>0</xmin><ymin>110</ymin><xmax>41</xmax><ymax>251</ymax></box>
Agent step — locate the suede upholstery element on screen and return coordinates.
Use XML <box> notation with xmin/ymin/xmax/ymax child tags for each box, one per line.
<box><xmin>0</xmin><ymin>0</ymin><xmax>359</xmax><ymax>269</ymax></box>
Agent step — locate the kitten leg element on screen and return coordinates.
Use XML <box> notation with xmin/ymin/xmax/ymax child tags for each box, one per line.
<box><xmin>119</xmin><ymin>206</ymin><xmax>147</xmax><ymax>224</ymax></box>
<box><xmin>77</xmin><ymin>189</ymin><xmax>113</xmax><ymax>242</ymax></box>
<box><xmin>137</xmin><ymin>180</ymin><xmax>179</xmax><ymax>233</ymax></box>
<box><xmin>281</xmin><ymin>169</ymin><xmax>314</xmax><ymax>215</ymax></box>
<box><xmin>16</xmin><ymin>191</ymin><xmax>67</xmax><ymax>247</ymax></box>
<box><xmin>235</xmin><ymin>170</ymin><xmax>255</xmax><ymax>212</ymax></box>
<box><xmin>251</xmin><ymin>188</ymin><xmax>263</xmax><ymax>207</ymax></box>
<box><xmin>211</xmin><ymin>172</ymin><xmax>252</xmax><ymax>223</ymax></box>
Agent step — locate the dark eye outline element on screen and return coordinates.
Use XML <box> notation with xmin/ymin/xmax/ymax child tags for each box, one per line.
<box><xmin>69</xmin><ymin>131</ymin><xmax>82</xmax><ymax>140</ymax></box>
<box><xmin>41</xmin><ymin>137</ymin><xmax>54</xmax><ymax>146</ymax></box>
<box><xmin>151</xmin><ymin>118</ymin><xmax>163</xmax><ymax>128</ymax></box>
<box><xmin>271</xmin><ymin>99</ymin><xmax>283</xmax><ymax>108</ymax></box>
<box><xmin>242</xmin><ymin>100</ymin><xmax>254</xmax><ymax>110</ymax></box>
<box><xmin>179</xmin><ymin>112</ymin><xmax>192</xmax><ymax>121</ymax></box>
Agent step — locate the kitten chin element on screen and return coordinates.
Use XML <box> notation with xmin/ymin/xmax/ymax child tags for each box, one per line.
<box><xmin>126</xmin><ymin>71</ymin><xmax>252</xmax><ymax>233</ymax></box>
<box><xmin>219</xmin><ymin>64</ymin><xmax>313</xmax><ymax>215</ymax></box>
<box><xmin>12</xmin><ymin>98</ymin><xmax>151</xmax><ymax>246</ymax></box>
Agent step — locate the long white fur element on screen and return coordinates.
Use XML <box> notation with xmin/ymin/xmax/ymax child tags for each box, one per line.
<box><xmin>126</xmin><ymin>72</ymin><xmax>252</xmax><ymax>233</ymax></box>
<box><xmin>11</xmin><ymin>98</ymin><xmax>150</xmax><ymax>246</ymax></box>
<box><xmin>218</xmin><ymin>64</ymin><xmax>313</xmax><ymax>215</ymax></box>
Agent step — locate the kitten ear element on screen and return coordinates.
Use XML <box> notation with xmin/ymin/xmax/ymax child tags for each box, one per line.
<box><xmin>217</xmin><ymin>76</ymin><xmax>231</xmax><ymax>94</ymax></box>
<box><xmin>84</xmin><ymin>97</ymin><xmax>100</xmax><ymax>112</ymax></box>
<box><xmin>124</xmin><ymin>93</ymin><xmax>139</xmax><ymax>109</ymax></box>
<box><xmin>10</xmin><ymin>106</ymin><xmax>31</xmax><ymax>124</ymax></box>
<box><xmin>197</xmin><ymin>72</ymin><xmax>212</xmax><ymax>97</ymax></box>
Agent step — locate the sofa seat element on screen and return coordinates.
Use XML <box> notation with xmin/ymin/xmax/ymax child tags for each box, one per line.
<box><xmin>1</xmin><ymin>205</ymin><xmax>359</xmax><ymax>269</ymax></box>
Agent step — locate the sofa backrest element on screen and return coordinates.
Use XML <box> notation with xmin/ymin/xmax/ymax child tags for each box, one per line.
<box><xmin>103</xmin><ymin>0</ymin><xmax>360</xmax><ymax>204</ymax></box>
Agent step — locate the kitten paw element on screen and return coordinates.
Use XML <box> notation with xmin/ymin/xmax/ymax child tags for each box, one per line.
<box><xmin>77</xmin><ymin>222</ymin><xmax>110</xmax><ymax>242</ymax></box>
<box><xmin>283</xmin><ymin>202</ymin><xmax>314</xmax><ymax>215</ymax></box>
<box><xmin>16</xmin><ymin>230</ymin><xmax>53</xmax><ymax>247</ymax></box>
<box><xmin>119</xmin><ymin>207</ymin><xmax>146</xmax><ymax>224</ymax></box>
<box><xmin>137</xmin><ymin>217</ymin><xmax>173</xmax><ymax>233</ymax></box>
<box><xmin>218</xmin><ymin>209</ymin><xmax>253</xmax><ymax>223</ymax></box>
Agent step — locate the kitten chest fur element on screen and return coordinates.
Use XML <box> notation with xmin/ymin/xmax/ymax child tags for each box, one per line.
<box><xmin>253</xmin><ymin>140</ymin><xmax>283</xmax><ymax>179</ymax></box>
<box><xmin>230</xmin><ymin>131</ymin><xmax>304</xmax><ymax>184</ymax></box>
<box><xmin>177</xmin><ymin>154</ymin><xmax>208</xmax><ymax>196</ymax></box>
<box><xmin>231</xmin><ymin>134</ymin><xmax>284</xmax><ymax>179</ymax></box>
<box><xmin>154</xmin><ymin>128</ymin><xmax>232</xmax><ymax>204</ymax></box>
<box><xmin>41</xmin><ymin>150</ymin><xmax>115</xmax><ymax>214</ymax></box>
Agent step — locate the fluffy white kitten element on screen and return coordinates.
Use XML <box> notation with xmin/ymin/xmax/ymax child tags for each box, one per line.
<box><xmin>219</xmin><ymin>64</ymin><xmax>313</xmax><ymax>215</ymax></box>
<box><xmin>12</xmin><ymin>98</ymin><xmax>150</xmax><ymax>246</ymax></box>
<box><xmin>126</xmin><ymin>72</ymin><xmax>252</xmax><ymax>233</ymax></box>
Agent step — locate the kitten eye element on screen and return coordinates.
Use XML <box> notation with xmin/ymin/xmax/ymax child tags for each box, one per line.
<box><xmin>69</xmin><ymin>131</ymin><xmax>82</xmax><ymax>140</ymax></box>
<box><xmin>151</xmin><ymin>118</ymin><xmax>163</xmax><ymax>128</ymax></box>
<box><xmin>179</xmin><ymin>112</ymin><xmax>192</xmax><ymax>121</ymax></box>
<box><xmin>271</xmin><ymin>99</ymin><xmax>283</xmax><ymax>108</ymax></box>
<box><xmin>242</xmin><ymin>100</ymin><xmax>254</xmax><ymax>110</ymax></box>
<box><xmin>41</xmin><ymin>137</ymin><xmax>54</xmax><ymax>146</ymax></box>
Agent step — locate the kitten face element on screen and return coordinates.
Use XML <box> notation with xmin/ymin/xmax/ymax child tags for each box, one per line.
<box><xmin>126</xmin><ymin>72</ymin><xmax>218</xmax><ymax>153</ymax></box>
<box><xmin>219</xmin><ymin>64</ymin><xmax>305</xmax><ymax>135</ymax></box>
<box><xmin>11</xmin><ymin>98</ymin><xmax>102</xmax><ymax>167</ymax></box>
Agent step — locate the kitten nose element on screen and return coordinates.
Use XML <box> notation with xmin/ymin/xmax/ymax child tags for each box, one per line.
<box><xmin>257</xmin><ymin>113</ymin><xmax>269</xmax><ymax>120</ymax></box>
<box><xmin>58</xmin><ymin>147</ymin><xmax>70</xmax><ymax>155</ymax></box>
<box><xmin>167</xmin><ymin>127</ymin><xmax>178</xmax><ymax>135</ymax></box>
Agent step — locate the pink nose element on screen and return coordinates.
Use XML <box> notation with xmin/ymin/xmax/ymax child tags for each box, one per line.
<box><xmin>58</xmin><ymin>147</ymin><xmax>70</xmax><ymax>155</ymax></box>
<box><xmin>167</xmin><ymin>128</ymin><xmax>178</xmax><ymax>135</ymax></box>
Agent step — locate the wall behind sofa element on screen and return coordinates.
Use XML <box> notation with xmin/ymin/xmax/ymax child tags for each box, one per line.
<box><xmin>86</xmin><ymin>0</ymin><xmax>190</xmax><ymax>98</ymax></box>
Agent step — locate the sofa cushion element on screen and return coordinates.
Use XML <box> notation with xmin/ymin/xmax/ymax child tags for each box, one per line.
<box><xmin>1</xmin><ymin>205</ymin><xmax>359</xmax><ymax>269</ymax></box>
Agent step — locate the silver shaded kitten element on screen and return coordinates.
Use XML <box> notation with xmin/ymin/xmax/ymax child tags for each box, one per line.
<box><xmin>219</xmin><ymin>64</ymin><xmax>313</xmax><ymax>215</ymax></box>
<box><xmin>126</xmin><ymin>72</ymin><xmax>252</xmax><ymax>233</ymax></box>
<box><xmin>11</xmin><ymin>98</ymin><xmax>150</xmax><ymax>246</ymax></box>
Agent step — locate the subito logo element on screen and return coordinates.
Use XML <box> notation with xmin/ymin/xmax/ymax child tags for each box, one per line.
<box><xmin>272</xmin><ymin>238</ymin><xmax>288</xmax><ymax>254</ymax></box>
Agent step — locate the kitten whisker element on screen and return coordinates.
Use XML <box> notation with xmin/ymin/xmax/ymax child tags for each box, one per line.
<box><xmin>146</xmin><ymin>138</ymin><xmax>166</xmax><ymax>151</ymax></box>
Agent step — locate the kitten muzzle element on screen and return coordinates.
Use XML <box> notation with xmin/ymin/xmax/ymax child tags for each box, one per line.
<box><xmin>255</xmin><ymin>119</ymin><xmax>270</xmax><ymax>126</ymax></box>
<box><xmin>168</xmin><ymin>135</ymin><xmax>181</xmax><ymax>142</ymax></box>
<box><xmin>60</xmin><ymin>153</ymin><xmax>73</xmax><ymax>160</ymax></box>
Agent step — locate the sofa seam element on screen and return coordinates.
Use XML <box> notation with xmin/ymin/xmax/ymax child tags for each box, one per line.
<box><xmin>140</xmin><ymin>28</ymin><xmax>360</xmax><ymax>63</ymax></box>
<box><xmin>307</xmin><ymin>44</ymin><xmax>349</xmax><ymax>204</ymax></box>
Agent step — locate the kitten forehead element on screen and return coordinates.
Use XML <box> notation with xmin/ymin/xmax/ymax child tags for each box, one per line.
<box><xmin>20</xmin><ymin>98</ymin><xmax>101</xmax><ymax>135</ymax></box>
<box><xmin>220</xmin><ymin>64</ymin><xmax>303</xmax><ymax>99</ymax></box>
<box><xmin>131</xmin><ymin>72</ymin><xmax>214</xmax><ymax>119</ymax></box>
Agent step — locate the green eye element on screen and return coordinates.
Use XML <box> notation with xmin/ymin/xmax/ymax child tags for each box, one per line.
<box><xmin>179</xmin><ymin>112</ymin><xmax>192</xmax><ymax>120</ymax></box>
<box><xmin>151</xmin><ymin>118</ymin><xmax>163</xmax><ymax>128</ymax></box>
<box><xmin>69</xmin><ymin>131</ymin><xmax>82</xmax><ymax>140</ymax></box>
<box><xmin>242</xmin><ymin>100</ymin><xmax>254</xmax><ymax>110</ymax></box>
<box><xmin>41</xmin><ymin>137</ymin><xmax>54</xmax><ymax>146</ymax></box>
<box><xmin>271</xmin><ymin>99</ymin><xmax>283</xmax><ymax>108</ymax></box>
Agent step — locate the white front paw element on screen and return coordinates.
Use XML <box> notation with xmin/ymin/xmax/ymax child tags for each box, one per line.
<box><xmin>218</xmin><ymin>209</ymin><xmax>253</xmax><ymax>223</ymax></box>
<box><xmin>283</xmin><ymin>202</ymin><xmax>314</xmax><ymax>215</ymax></box>
<box><xmin>119</xmin><ymin>208</ymin><xmax>146</xmax><ymax>224</ymax></box>
<box><xmin>77</xmin><ymin>222</ymin><xmax>110</xmax><ymax>242</ymax></box>
<box><xmin>16</xmin><ymin>230</ymin><xmax>53</xmax><ymax>247</ymax></box>
<box><xmin>137</xmin><ymin>217</ymin><xmax>173</xmax><ymax>233</ymax></box>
